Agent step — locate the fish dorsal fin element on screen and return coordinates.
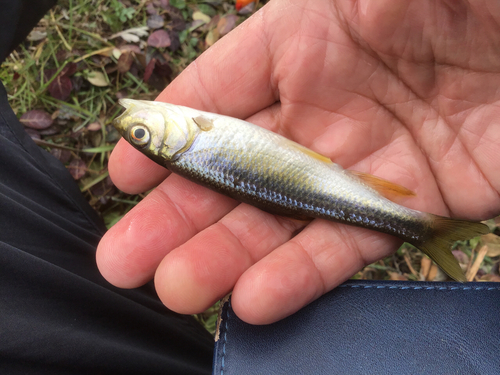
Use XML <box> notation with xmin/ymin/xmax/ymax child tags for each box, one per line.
<box><xmin>193</xmin><ymin>116</ymin><xmax>214</xmax><ymax>131</ymax></box>
<box><xmin>288</xmin><ymin>142</ymin><xmax>333</xmax><ymax>164</ymax></box>
<box><xmin>348</xmin><ymin>170</ymin><xmax>416</xmax><ymax>200</ymax></box>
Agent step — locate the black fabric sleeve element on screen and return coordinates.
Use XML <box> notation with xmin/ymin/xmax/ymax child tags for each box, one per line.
<box><xmin>0</xmin><ymin>0</ymin><xmax>57</xmax><ymax>63</ymax></box>
<box><xmin>0</xmin><ymin>2</ymin><xmax>213</xmax><ymax>373</ymax></box>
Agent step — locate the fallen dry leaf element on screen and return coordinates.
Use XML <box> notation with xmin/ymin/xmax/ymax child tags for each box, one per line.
<box><xmin>27</xmin><ymin>30</ymin><xmax>47</xmax><ymax>41</ymax></box>
<box><xmin>68</xmin><ymin>159</ymin><xmax>86</xmax><ymax>180</ymax></box>
<box><xmin>388</xmin><ymin>272</ymin><xmax>408</xmax><ymax>281</ymax></box>
<box><xmin>20</xmin><ymin>110</ymin><xmax>54</xmax><ymax>129</ymax></box>
<box><xmin>144</xmin><ymin>58</ymin><xmax>156</xmax><ymax>82</ymax></box>
<box><xmin>111</xmin><ymin>26</ymin><xmax>149</xmax><ymax>43</ymax></box>
<box><xmin>193</xmin><ymin>11</ymin><xmax>211</xmax><ymax>24</ymax></box>
<box><xmin>87</xmin><ymin>122</ymin><xmax>102</xmax><ymax>131</ymax></box>
<box><xmin>452</xmin><ymin>249</ymin><xmax>469</xmax><ymax>265</ymax></box>
<box><xmin>481</xmin><ymin>233</ymin><xmax>500</xmax><ymax>257</ymax></box>
<box><xmin>86</xmin><ymin>71</ymin><xmax>109</xmax><ymax>87</ymax></box>
<box><xmin>117</xmin><ymin>51</ymin><xmax>134</xmax><ymax>74</ymax></box>
<box><xmin>148</xmin><ymin>30</ymin><xmax>171</xmax><ymax>48</ymax></box>
<box><xmin>217</xmin><ymin>15</ymin><xmax>238</xmax><ymax>36</ymax></box>
<box><xmin>479</xmin><ymin>274</ymin><xmax>500</xmax><ymax>282</ymax></box>
<box><xmin>426</xmin><ymin>264</ymin><xmax>438</xmax><ymax>281</ymax></box>
<box><xmin>205</xmin><ymin>28</ymin><xmax>220</xmax><ymax>47</ymax></box>
<box><xmin>420</xmin><ymin>256</ymin><xmax>431</xmax><ymax>280</ymax></box>
<box><xmin>147</xmin><ymin>14</ymin><xmax>165</xmax><ymax>29</ymax></box>
<box><xmin>49</xmin><ymin>75</ymin><xmax>72</xmax><ymax>100</ymax></box>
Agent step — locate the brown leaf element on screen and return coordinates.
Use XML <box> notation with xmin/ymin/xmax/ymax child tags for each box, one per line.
<box><xmin>117</xmin><ymin>51</ymin><xmax>134</xmax><ymax>74</ymax></box>
<box><xmin>55</xmin><ymin>50</ymin><xmax>70</xmax><ymax>63</ymax></box>
<box><xmin>426</xmin><ymin>264</ymin><xmax>438</xmax><ymax>281</ymax></box>
<box><xmin>25</xmin><ymin>128</ymin><xmax>41</xmax><ymax>140</ymax></box>
<box><xmin>61</xmin><ymin>62</ymin><xmax>77</xmax><ymax>77</ymax></box>
<box><xmin>172</xmin><ymin>18</ymin><xmax>186</xmax><ymax>31</ymax></box>
<box><xmin>238</xmin><ymin>1</ymin><xmax>256</xmax><ymax>15</ymax></box>
<box><xmin>479</xmin><ymin>274</ymin><xmax>500</xmax><ymax>282</ymax></box>
<box><xmin>146</xmin><ymin>2</ymin><xmax>157</xmax><ymax>15</ymax></box>
<box><xmin>49</xmin><ymin>75</ymin><xmax>73</xmax><ymax>100</ymax></box>
<box><xmin>116</xmin><ymin>90</ymin><xmax>128</xmax><ymax>99</ymax></box>
<box><xmin>205</xmin><ymin>28</ymin><xmax>220</xmax><ymax>47</ymax></box>
<box><xmin>68</xmin><ymin>159</ymin><xmax>86</xmax><ymax>180</ymax></box>
<box><xmin>420</xmin><ymin>256</ymin><xmax>431</xmax><ymax>280</ymax></box>
<box><xmin>154</xmin><ymin>60</ymin><xmax>172</xmax><ymax>79</ymax></box>
<box><xmin>144</xmin><ymin>58</ymin><xmax>156</xmax><ymax>82</ymax></box>
<box><xmin>50</xmin><ymin>148</ymin><xmax>71</xmax><ymax>163</ymax></box>
<box><xmin>388</xmin><ymin>272</ymin><xmax>408</xmax><ymax>281</ymax></box>
<box><xmin>481</xmin><ymin>233</ymin><xmax>500</xmax><ymax>257</ymax></box>
<box><xmin>452</xmin><ymin>249</ymin><xmax>469</xmax><ymax>265</ymax></box>
<box><xmin>87</xmin><ymin>122</ymin><xmax>102</xmax><ymax>131</ymax></box>
<box><xmin>147</xmin><ymin>30</ymin><xmax>171</xmax><ymax>48</ymax></box>
<box><xmin>217</xmin><ymin>15</ymin><xmax>238</xmax><ymax>36</ymax></box>
<box><xmin>147</xmin><ymin>14</ymin><xmax>165</xmax><ymax>29</ymax></box>
<box><xmin>119</xmin><ymin>44</ymin><xmax>142</xmax><ymax>54</ymax></box>
<box><xmin>135</xmin><ymin>52</ymin><xmax>147</xmax><ymax>69</ymax></box>
<box><xmin>168</xmin><ymin>30</ymin><xmax>181</xmax><ymax>51</ymax></box>
<box><xmin>20</xmin><ymin>110</ymin><xmax>54</xmax><ymax>129</ymax></box>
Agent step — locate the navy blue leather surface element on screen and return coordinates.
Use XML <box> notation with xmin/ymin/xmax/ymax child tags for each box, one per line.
<box><xmin>213</xmin><ymin>280</ymin><xmax>500</xmax><ymax>374</ymax></box>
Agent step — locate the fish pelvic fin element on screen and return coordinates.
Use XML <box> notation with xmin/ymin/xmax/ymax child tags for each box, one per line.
<box><xmin>415</xmin><ymin>215</ymin><xmax>490</xmax><ymax>282</ymax></box>
<box><xmin>348</xmin><ymin>171</ymin><xmax>416</xmax><ymax>200</ymax></box>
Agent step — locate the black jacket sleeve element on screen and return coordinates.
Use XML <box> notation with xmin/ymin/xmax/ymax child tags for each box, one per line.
<box><xmin>0</xmin><ymin>0</ymin><xmax>57</xmax><ymax>63</ymax></box>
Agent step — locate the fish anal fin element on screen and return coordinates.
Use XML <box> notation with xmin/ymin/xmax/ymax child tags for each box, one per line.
<box><xmin>415</xmin><ymin>216</ymin><xmax>490</xmax><ymax>282</ymax></box>
<box><xmin>348</xmin><ymin>170</ymin><xmax>416</xmax><ymax>200</ymax></box>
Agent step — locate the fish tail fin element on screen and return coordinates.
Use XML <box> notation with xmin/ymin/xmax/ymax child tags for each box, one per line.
<box><xmin>414</xmin><ymin>215</ymin><xmax>489</xmax><ymax>282</ymax></box>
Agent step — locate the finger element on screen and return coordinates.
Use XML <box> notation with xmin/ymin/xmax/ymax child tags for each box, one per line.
<box><xmin>109</xmin><ymin>138</ymin><xmax>169</xmax><ymax>194</ymax></box>
<box><xmin>231</xmin><ymin>220</ymin><xmax>400</xmax><ymax>324</ymax></box>
<box><xmin>154</xmin><ymin>204</ymin><xmax>305</xmax><ymax>314</ymax></box>
<box><xmin>96</xmin><ymin>173</ymin><xmax>237</xmax><ymax>288</ymax></box>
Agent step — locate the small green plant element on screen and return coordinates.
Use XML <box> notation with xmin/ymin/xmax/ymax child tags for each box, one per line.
<box><xmin>102</xmin><ymin>0</ymin><xmax>136</xmax><ymax>32</ymax></box>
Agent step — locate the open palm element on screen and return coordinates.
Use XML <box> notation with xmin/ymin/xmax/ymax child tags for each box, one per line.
<box><xmin>97</xmin><ymin>0</ymin><xmax>500</xmax><ymax>324</ymax></box>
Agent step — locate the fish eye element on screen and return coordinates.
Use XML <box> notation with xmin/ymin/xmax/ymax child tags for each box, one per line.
<box><xmin>129</xmin><ymin>124</ymin><xmax>150</xmax><ymax>147</ymax></box>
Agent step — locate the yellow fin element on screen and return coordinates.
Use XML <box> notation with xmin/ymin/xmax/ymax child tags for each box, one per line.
<box><xmin>416</xmin><ymin>216</ymin><xmax>490</xmax><ymax>282</ymax></box>
<box><xmin>348</xmin><ymin>170</ymin><xmax>416</xmax><ymax>200</ymax></box>
<box><xmin>289</xmin><ymin>142</ymin><xmax>332</xmax><ymax>164</ymax></box>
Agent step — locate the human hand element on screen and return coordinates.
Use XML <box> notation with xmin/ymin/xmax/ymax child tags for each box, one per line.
<box><xmin>97</xmin><ymin>0</ymin><xmax>500</xmax><ymax>324</ymax></box>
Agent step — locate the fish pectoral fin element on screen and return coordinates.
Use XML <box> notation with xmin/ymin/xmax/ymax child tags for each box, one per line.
<box><xmin>347</xmin><ymin>170</ymin><xmax>416</xmax><ymax>200</ymax></box>
<box><xmin>193</xmin><ymin>115</ymin><xmax>214</xmax><ymax>131</ymax></box>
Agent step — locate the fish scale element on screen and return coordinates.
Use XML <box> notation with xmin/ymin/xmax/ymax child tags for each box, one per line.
<box><xmin>166</xmin><ymin>118</ymin><xmax>428</xmax><ymax>243</ymax></box>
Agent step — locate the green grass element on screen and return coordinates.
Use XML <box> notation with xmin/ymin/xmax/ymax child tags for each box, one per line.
<box><xmin>2</xmin><ymin>0</ymin><xmax>256</xmax><ymax>231</ymax></box>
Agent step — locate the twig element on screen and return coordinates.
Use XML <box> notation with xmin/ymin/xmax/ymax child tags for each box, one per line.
<box><xmin>74</xmin><ymin>46</ymin><xmax>115</xmax><ymax>63</ymax></box>
<box><xmin>466</xmin><ymin>245</ymin><xmax>488</xmax><ymax>281</ymax></box>
<box><xmin>404</xmin><ymin>251</ymin><xmax>419</xmax><ymax>278</ymax></box>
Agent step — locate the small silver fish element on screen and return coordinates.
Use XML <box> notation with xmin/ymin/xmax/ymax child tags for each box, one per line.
<box><xmin>113</xmin><ymin>99</ymin><xmax>489</xmax><ymax>281</ymax></box>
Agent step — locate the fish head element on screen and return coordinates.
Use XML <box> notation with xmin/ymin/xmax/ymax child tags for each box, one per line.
<box><xmin>113</xmin><ymin>98</ymin><xmax>198</xmax><ymax>163</ymax></box>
